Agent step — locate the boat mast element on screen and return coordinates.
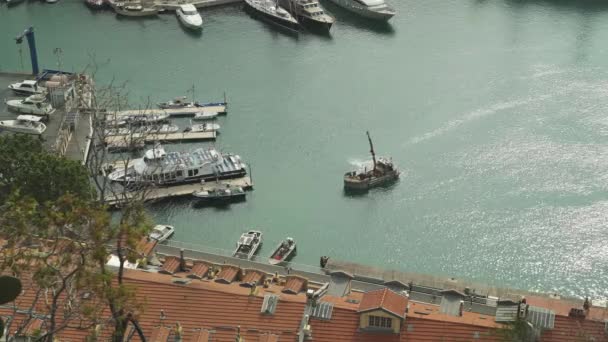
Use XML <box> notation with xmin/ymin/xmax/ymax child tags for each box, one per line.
<box><xmin>366</xmin><ymin>131</ymin><xmax>377</xmax><ymax>171</ymax></box>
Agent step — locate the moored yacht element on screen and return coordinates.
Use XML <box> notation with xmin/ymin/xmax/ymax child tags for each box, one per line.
<box><xmin>0</xmin><ymin>115</ymin><xmax>46</xmax><ymax>135</ymax></box>
<box><xmin>279</xmin><ymin>0</ymin><xmax>334</xmax><ymax>32</ymax></box>
<box><xmin>107</xmin><ymin>143</ymin><xmax>247</xmax><ymax>186</ymax></box>
<box><xmin>112</xmin><ymin>1</ymin><xmax>158</xmax><ymax>17</ymax></box>
<box><xmin>177</xmin><ymin>4</ymin><xmax>203</xmax><ymax>30</ymax></box>
<box><xmin>5</xmin><ymin>95</ymin><xmax>55</xmax><ymax>116</ymax></box>
<box><xmin>104</xmin><ymin>123</ymin><xmax>179</xmax><ymax>136</ymax></box>
<box><xmin>233</xmin><ymin>230</ymin><xmax>263</xmax><ymax>260</ymax></box>
<box><xmin>184</xmin><ymin>122</ymin><xmax>220</xmax><ymax>133</ymax></box>
<box><xmin>8</xmin><ymin>80</ymin><xmax>46</xmax><ymax>96</ymax></box>
<box><xmin>244</xmin><ymin>0</ymin><xmax>300</xmax><ymax>32</ymax></box>
<box><xmin>326</xmin><ymin>0</ymin><xmax>395</xmax><ymax>21</ymax></box>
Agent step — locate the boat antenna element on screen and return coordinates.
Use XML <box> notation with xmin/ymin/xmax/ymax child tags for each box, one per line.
<box><xmin>366</xmin><ymin>131</ymin><xmax>377</xmax><ymax>171</ymax></box>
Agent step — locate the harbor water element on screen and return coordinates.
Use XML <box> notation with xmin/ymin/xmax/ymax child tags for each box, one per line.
<box><xmin>2</xmin><ymin>0</ymin><xmax>608</xmax><ymax>298</ymax></box>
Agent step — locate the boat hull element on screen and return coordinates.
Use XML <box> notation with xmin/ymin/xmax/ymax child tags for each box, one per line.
<box><xmin>244</xmin><ymin>1</ymin><xmax>300</xmax><ymax>33</ymax></box>
<box><xmin>344</xmin><ymin>170</ymin><xmax>399</xmax><ymax>191</ymax></box>
<box><xmin>268</xmin><ymin>244</ymin><xmax>296</xmax><ymax>265</ymax></box>
<box><xmin>193</xmin><ymin>192</ymin><xmax>246</xmax><ymax>203</ymax></box>
<box><xmin>325</xmin><ymin>0</ymin><xmax>394</xmax><ymax>20</ymax></box>
<box><xmin>0</xmin><ymin>121</ymin><xmax>46</xmax><ymax>135</ymax></box>
<box><xmin>299</xmin><ymin>15</ymin><xmax>332</xmax><ymax>32</ymax></box>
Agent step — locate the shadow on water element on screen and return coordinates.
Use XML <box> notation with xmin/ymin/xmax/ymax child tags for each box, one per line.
<box><xmin>497</xmin><ymin>0</ymin><xmax>608</xmax><ymax>11</ymax></box>
<box><xmin>320</xmin><ymin>0</ymin><xmax>395</xmax><ymax>35</ymax></box>
<box><xmin>191</xmin><ymin>197</ymin><xmax>247</xmax><ymax>210</ymax></box>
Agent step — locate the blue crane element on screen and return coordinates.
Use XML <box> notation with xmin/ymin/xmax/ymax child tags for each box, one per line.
<box><xmin>14</xmin><ymin>26</ymin><xmax>40</xmax><ymax>76</ymax></box>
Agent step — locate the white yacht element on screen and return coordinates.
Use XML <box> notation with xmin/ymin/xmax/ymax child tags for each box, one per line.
<box><xmin>104</xmin><ymin>124</ymin><xmax>179</xmax><ymax>136</ymax></box>
<box><xmin>233</xmin><ymin>230</ymin><xmax>263</xmax><ymax>260</ymax></box>
<box><xmin>177</xmin><ymin>4</ymin><xmax>203</xmax><ymax>30</ymax></box>
<box><xmin>193</xmin><ymin>111</ymin><xmax>219</xmax><ymax>120</ymax></box>
<box><xmin>0</xmin><ymin>115</ymin><xmax>47</xmax><ymax>135</ymax></box>
<box><xmin>107</xmin><ymin>143</ymin><xmax>247</xmax><ymax>185</ymax></box>
<box><xmin>5</xmin><ymin>95</ymin><xmax>55</xmax><ymax>116</ymax></box>
<box><xmin>8</xmin><ymin>80</ymin><xmax>46</xmax><ymax>96</ymax></box>
<box><xmin>148</xmin><ymin>225</ymin><xmax>175</xmax><ymax>243</ymax></box>
<box><xmin>326</xmin><ymin>0</ymin><xmax>395</xmax><ymax>20</ymax></box>
<box><xmin>185</xmin><ymin>122</ymin><xmax>220</xmax><ymax>133</ymax></box>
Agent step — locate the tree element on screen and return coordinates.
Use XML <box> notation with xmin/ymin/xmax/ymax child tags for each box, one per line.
<box><xmin>0</xmin><ymin>134</ymin><xmax>94</xmax><ymax>205</ymax></box>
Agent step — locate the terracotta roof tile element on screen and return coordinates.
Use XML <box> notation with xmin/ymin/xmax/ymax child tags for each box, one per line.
<box><xmin>215</xmin><ymin>265</ymin><xmax>241</xmax><ymax>284</ymax></box>
<box><xmin>189</xmin><ymin>329</ymin><xmax>211</xmax><ymax>342</ymax></box>
<box><xmin>240</xmin><ymin>269</ymin><xmax>266</xmax><ymax>288</ymax></box>
<box><xmin>358</xmin><ymin>288</ymin><xmax>408</xmax><ymax>318</ymax></box>
<box><xmin>282</xmin><ymin>275</ymin><xmax>308</xmax><ymax>295</ymax></box>
<box><xmin>21</xmin><ymin>318</ymin><xmax>45</xmax><ymax>336</ymax></box>
<box><xmin>149</xmin><ymin>326</ymin><xmax>171</xmax><ymax>342</ymax></box>
<box><xmin>259</xmin><ymin>332</ymin><xmax>279</xmax><ymax>342</ymax></box>
<box><xmin>159</xmin><ymin>256</ymin><xmax>181</xmax><ymax>275</ymax></box>
<box><xmin>187</xmin><ymin>262</ymin><xmax>210</xmax><ymax>280</ymax></box>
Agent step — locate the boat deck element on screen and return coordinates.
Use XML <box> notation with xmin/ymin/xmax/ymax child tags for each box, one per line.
<box><xmin>106</xmin><ymin>176</ymin><xmax>252</xmax><ymax>207</ymax></box>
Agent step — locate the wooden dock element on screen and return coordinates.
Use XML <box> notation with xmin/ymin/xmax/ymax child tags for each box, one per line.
<box><xmin>155</xmin><ymin>0</ymin><xmax>242</xmax><ymax>10</ymax></box>
<box><xmin>107</xmin><ymin>104</ymin><xmax>227</xmax><ymax>119</ymax></box>
<box><xmin>105</xmin><ymin>131</ymin><xmax>216</xmax><ymax>147</ymax></box>
<box><xmin>106</xmin><ymin>176</ymin><xmax>253</xmax><ymax>207</ymax></box>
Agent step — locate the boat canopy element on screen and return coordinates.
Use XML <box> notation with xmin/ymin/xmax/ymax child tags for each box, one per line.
<box><xmin>179</xmin><ymin>3</ymin><xmax>197</xmax><ymax>11</ymax></box>
<box><xmin>17</xmin><ymin>115</ymin><xmax>43</xmax><ymax>122</ymax></box>
<box><xmin>145</xmin><ymin>144</ymin><xmax>167</xmax><ymax>160</ymax></box>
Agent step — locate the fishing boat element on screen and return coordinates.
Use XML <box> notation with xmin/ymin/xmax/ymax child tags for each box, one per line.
<box><xmin>0</xmin><ymin>115</ymin><xmax>46</xmax><ymax>135</ymax></box>
<box><xmin>192</xmin><ymin>183</ymin><xmax>246</xmax><ymax>203</ymax></box>
<box><xmin>279</xmin><ymin>0</ymin><xmax>334</xmax><ymax>32</ymax></box>
<box><xmin>193</xmin><ymin>111</ymin><xmax>219</xmax><ymax>120</ymax></box>
<box><xmin>107</xmin><ymin>143</ymin><xmax>247</xmax><ymax>185</ymax></box>
<box><xmin>177</xmin><ymin>4</ymin><xmax>203</xmax><ymax>30</ymax></box>
<box><xmin>8</xmin><ymin>80</ymin><xmax>46</xmax><ymax>96</ymax></box>
<box><xmin>244</xmin><ymin>0</ymin><xmax>300</xmax><ymax>32</ymax></box>
<box><xmin>268</xmin><ymin>237</ymin><xmax>296</xmax><ymax>265</ymax></box>
<box><xmin>184</xmin><ymin>122</ymin><xmax>220</xmax><ymax>133</ymax></box>
<box><xmin>325</xmin><ymin>0</ymin><xmax>395</xmax><ymax>20</ymax></box>
<box><xmin>148</xmin><ymin>224</ymin><xmax>175</xmax><ymax>243</ymax></box>
<box><xmin>158</xmin><ymin>96</ymin><xmax>195</xmax><ymax>109</ymax></box>
<box><xmin>344</xmin><ymin>131</ymin><xmax>399</xmax><ymax>192</ymax></box>
<box><xmin>233</xmin><ymin>230</ymin><xmax>263</xmax><ymax>260</ymax></box>
<box><xmin>113</xmin><ymin>1</ymin><xmax>158</xmax><ymax>17</ymax></box>
<box><xmin>104</xmin><ymin>124</ymin><xmax>179</xmax><ymax>136</ymax></box>
<box><xmin>5</xmin><ymin>95</ymin><xmax>55</xmax><ymax>116</ymax></box>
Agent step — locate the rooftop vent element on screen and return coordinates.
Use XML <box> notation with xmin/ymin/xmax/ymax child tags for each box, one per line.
<box><xmin>310</xmin><ymin>302</ymin><xmax>334</xmax><ymax>320</ymax></box>
<box><xmin>171</xmin><ymin>278</ymin><xmax>191</xmax><ymax>285</ymax></box>
<box><xmin>526</xmin><ymin>306</ymin><xmax>555</xmax><ymax>330</ymax></box>
<box><xmin>261</xmin><ymin>294</ymin><xmax>279</xmax><ymax>315</ymax></box>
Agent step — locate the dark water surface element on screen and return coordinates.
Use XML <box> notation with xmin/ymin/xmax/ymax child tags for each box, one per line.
<box><xmin>2</xmin><ymin>0</ymin><xmax>608</xmax><ymax>297</ymax></box>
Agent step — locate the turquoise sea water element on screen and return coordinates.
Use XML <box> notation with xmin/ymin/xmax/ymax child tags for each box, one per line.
<box><xmin>2</xmin><ymin>0</ymin><xmax>608</xmax><ymax>298</ymax></box>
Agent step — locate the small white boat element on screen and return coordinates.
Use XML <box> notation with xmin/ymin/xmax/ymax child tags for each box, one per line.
<box><xmin>113</xmin><ymin>2</ymin><xmax>158</xmax><ymax>16</ymax></box>
<box><xmin>148</xmin><ymin>224</ymin><xmax>175</xmax><ymax>243</ymax></box>
<box><xmin>192</xmin><ymin>183</ymin><xmax>246</xmax><ymax>203</ymax></box>
<box><xmin>158</xmin><ymin>96</ymin><xmax>195</xmax><ymax>109</ymax></box>
<box><xmin>0</xmin><ymin>115</ymin><xmax>46</xmax><ymax>135</ymax></box>
<box><xmin>5</xmin><ymin>95</ymin><xmax>55</xmax><ymax>116</ymax></box>
<box><xmin>268</xmin><ymin>237</ymin><xmax>296</xmax><ymax>265</ymax></box>
<box><xmin>185</xmin><ymin>122</ymin><xmax>220</xmax><ymax>133</ymax></box>
<box><xmin>233</xmin><ymin>230</ymin><xmax>263</xmax><ymax>260</ymax></box>
<box><xmin>193</xmin><ymin>111</ymin><xmax>219</xmax><ymax>121</ymax></box>
<box><xmin>8</xmin><ymin>80</ymin><xmax>46</xmax><ymax>96</ymax></box>
<box><xmin>177</xmin><ymin>4</ymin><xmax>203</xmax><ymax>30</ymax></box>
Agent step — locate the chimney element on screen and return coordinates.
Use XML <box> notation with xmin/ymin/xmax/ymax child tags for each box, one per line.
<box><xmin>179</xmin><ymin>249</ymin><xmax>186</xmax><ymax>272</ymax></box>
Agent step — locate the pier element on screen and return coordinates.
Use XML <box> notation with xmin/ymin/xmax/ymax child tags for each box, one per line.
<box><xmin>107</xmin><ymin>103</ymin><xmax>227</xmax><ymax>119</ymax></box>
<box><xmin>106</xmin><ymin>176</ymin><xmax>253</xmax><ymax>207</ymax></box>
<box><xmin>104</xmin><ymin>131</ymin><xmax>217</xmax><ymax>148</ymax></box>
<box><xmin>154</xmin><ymin>0</ymin><xmax>242</xmax><ymax>10</ymax></box>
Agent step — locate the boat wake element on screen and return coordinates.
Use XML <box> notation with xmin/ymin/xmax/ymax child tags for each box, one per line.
<box><xmin>406</xmin><ymin>94</ymin><xmax>552</xmax><ymax>145</ymax></box>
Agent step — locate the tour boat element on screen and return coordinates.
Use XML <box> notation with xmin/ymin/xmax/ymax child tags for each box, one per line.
<box><xmin>244</xmin><ymin>0</ymin><xmax>300</xmax><ymax>32</ymax></box>
<box><xmin>148</xmin><ymin>225</ymin><xmax>175</xmax><ymax>243</ymax></box>
<box><xmin>325</xmin><ymin>0</ymin><xmax>395</xmax><ymax>21</ymax></box>
<box><xmin>193</xmin><ymin>111</ymin><xmax>219</xmax><ymax>120</ymax></box>
<box><xmin>0</xmin><ymin>115</ymin><xmax>46</xmax><ymax>135</ymax></box>
<box><xmin>344</xmin><ymin>131</ymin><xmax>399</xmax><ymax>192</ymax></box>
<box><xmin>107</xmin><ymin>143</ymin><xmax>247</xmax><ymax>185</ymax></box>
<box><xmin>268</xmin><ymin>237</ymin><xmax>296</xmax><ymax>265</ymax></box>
<box><xmin>184</xmin><ymin>122</ymin><xmax>220</xmax><ymax>133</ymax></box>
<box><xmin>113</xmin><ymin>2</ymin><xmax>158</xmax><ymax>17</ymax></box>
<box><xmin>192</xmin><ymin>183</ymin><xmax>246</xmax><ymax>203</ymax></box>
<box><xmin>177</xmin><ymin>4</ymin><xmax>203</xmax><ymax>30</ymax></box>
<box><xmin>233</xmin><ymin>230</ymin><xmax>263</xmax><ymax>260</ymax></box>
<box><xmin>8</xmin><ymin>80</ymin><xmax>46</xmax><ymax>96</ymax></box>
<box><xmin>5</xmin><ymin>95</ymin><xmax>55</xmax><ymax>116</ymax></box>
<box><xmin>104</xmin><ymin>124</ymin><xmax>179</xmax><ymax>136</ymax></box>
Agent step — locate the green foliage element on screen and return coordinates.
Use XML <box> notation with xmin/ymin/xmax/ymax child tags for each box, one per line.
<box><xmin>0</xmin><ymin>134</ymin><xmax>94</xmax><ymax>205</ymax></box>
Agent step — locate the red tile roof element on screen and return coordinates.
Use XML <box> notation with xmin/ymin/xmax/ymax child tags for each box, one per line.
<box><xmin>282</xmin><ymin>275</ymin><xmax>308</xmax><ymax>295</ymax></box>
<box><xmin>358</xmin><ymin>288</ymin><xmax>408</xmax><ymax>318</ymax></box>
<box><xmin>188</xmin><ymin>329</ymin><xmax>211</xmax><ymax>342</ymax></box>
<box><xmin>240</xmin><ymin>269</ymin><xmax>265</xmax><ymax>287</ymax></box>
<box><xmin>159</xmin><ymin>256</ymin><xmax>181</xmax><ymax>275</ymax></box>
<box><xmin>149</xmin><ymin>326</ymin><xmax>171</xmax><ymax>341</ymax></box>
<box><xmin>187</xmin><ymin>262</ymin><xmax>209</xmax><ymax>280</ymax></box>
<box><xmin>215</xmin><ymin>265</ymin><xmax>241</xmax><ymax>284</ymax></box>
<box><xmin>259</xmin><ymin>333</ymin><xmax>279</xmax><ymax>342</ymax></box>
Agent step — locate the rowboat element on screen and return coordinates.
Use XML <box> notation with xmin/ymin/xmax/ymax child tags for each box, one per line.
<box><xmin>268</xmin><ymin>237</ymin><xmax>296</xmax><ymax>265</ymax></box>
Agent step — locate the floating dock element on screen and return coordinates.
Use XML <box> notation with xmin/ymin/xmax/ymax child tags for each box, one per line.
<box><xmin>107</xmin><ymin>103</ymin><xmax>227</xmax><ymax>119</ymax></box>
<box><xmin>105</xmin><ymin>131</ymin><xmax>216</xmax><ymax>148</ymax></box>
<box><xmin>155</xmin><ymin>0</ymin><xmax>242</xmax><ymax>10</ymax></box>
<box><xmin>106</xmin><ymin>176</ymin><xmax>253</xmax><ymax>207</ymax></box>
